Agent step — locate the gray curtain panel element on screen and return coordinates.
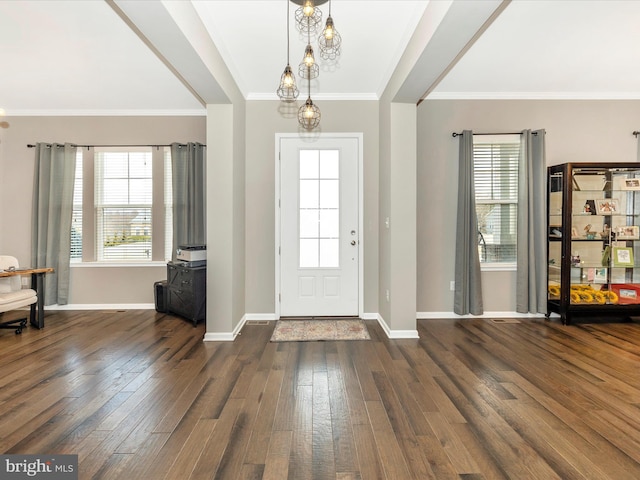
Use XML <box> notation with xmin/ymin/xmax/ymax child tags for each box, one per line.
<box><xmin>31</xmin><ymin>143</ymin><xmax>77</xmax><ymax>305</ymax></box>
<box><xmin>516</xmin><ymin>129</ymin><xmax>547</xmax><ymax>314</ymax></box>
<box><xmin>454</xmin><ymin>130</ymin><xmax>484</xmax><ymax>315</ymax></box>
<box><xmin>171</xmin><ymin>142</ymin><xmax>206</xmax><ymax>258</ymax></box>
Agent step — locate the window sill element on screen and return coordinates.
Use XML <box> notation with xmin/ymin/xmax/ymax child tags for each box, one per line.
<box><xmin>480</xmin><ymin>262</ymin><xmax>517</xmax><ymax>272</ymax></box>
<box><xmin>71</xmin><ymin>261</ymin><xmax>168</xmax><ymax>268</ymax></box>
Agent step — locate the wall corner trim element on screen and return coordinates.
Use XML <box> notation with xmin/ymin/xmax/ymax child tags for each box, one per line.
<box><xmin>375</xmin><ymin>313</ymin><xmax>420</xmax><ymax>339</ymax></box>
<box><xmin>204</xmin><ymin>314</ymin><xmax>248</xmax><ymax>342</ymax></box>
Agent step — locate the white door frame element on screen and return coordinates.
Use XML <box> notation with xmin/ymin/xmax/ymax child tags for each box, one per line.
<box><xmin>275</xmin><ymin>132</ymin><xmax>364</xmax><ymax>318</ymax></box>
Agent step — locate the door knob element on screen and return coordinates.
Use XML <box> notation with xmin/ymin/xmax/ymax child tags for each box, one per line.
<box><xmin>351</xmin><ymin>240</ymin><xmax>356</xmax><ymax>246</ymax></box>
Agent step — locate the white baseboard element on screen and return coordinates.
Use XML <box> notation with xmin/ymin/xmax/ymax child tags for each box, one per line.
<box><xmin>374</xmin><ymin>313</ymin><xmax>420</xmax><ymax>339</ymax></box>
<box><xmin>203</xmin><ymin>314</ymin><xmax>247</xmax><ymax>342</ymax></box>
<box><xmin>203</xmin><ymin>332</ymin><xmax>236</xmax><ymax>341</ymax></box>
<box><xmin>417</xmin><ymin>311</ymin><xmax>554</xmax><ymax>319</ymax></box>
<box><xmin>45</xmin><ymin>303</ymin><xmax>155</xmax><ymax>310</ymax></box>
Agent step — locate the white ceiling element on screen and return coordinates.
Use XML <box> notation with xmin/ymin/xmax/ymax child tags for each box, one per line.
<box><xmin>431</xmin><ymin>0</ymin><xmax>640</xmax><ymax>99</ymax></box>
<box><xmin>0</xmin><ymin>0</ymin><xmax>639</xmax><ymax>116</ymax></box>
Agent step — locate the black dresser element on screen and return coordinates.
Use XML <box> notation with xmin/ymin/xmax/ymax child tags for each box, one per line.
<box><xmin>166</xmin><ymin>262</ymin><xmax>206</xmax><ymax>326</ymax></box>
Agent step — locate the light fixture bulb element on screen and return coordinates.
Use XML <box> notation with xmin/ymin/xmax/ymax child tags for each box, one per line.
<box><xmin>303</xmin><ymin>0</ymin><xmax>314</xmax><ymax>17</ymax></box>
<box><xmin>323</xmin><ymin>16</ymin><xmax>334</xmax><ymax>40</ymax></box>
<box><xmin>304</xmin><ymin>45</ymin><xmax>315</xmax><ymax>67</ymax></box>
<box><xmin>299</xmin><ymin>43</ymin><xmax>319</xmax><ymax>79</ymax></box>
<box><xmin>298</xmin><ymin>97</ymin><xmax>321</xmax><ymax>130</ymax></box>
<box><xmin>283</xmin><ymin>71</ymin><xmax>294</xmax><ymax>87</ymax></box>
<box><xmin>277</xmin><ymin>64</ymin><xmax>299</xmax><ymax>102</ymax></box>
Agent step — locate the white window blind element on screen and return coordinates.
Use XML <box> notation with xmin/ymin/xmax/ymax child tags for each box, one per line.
<box><xmin>474</xmin><ymin>139</ymin><xmax>520</xmax><ymax>264</ymax></box>
<box><xmin>95</xmin><ymin>150</ymin><xmax>153</xmax><ymax>261</ymax></box>
<box><xmin>71</xmin><ymin>150</ymin><xmax>83</xmax><ymax>260</ymax></box>
<box><xmin>164</xmin><ymin>147</ymin><xmax>173</xmax><ymax>261</ymax></box>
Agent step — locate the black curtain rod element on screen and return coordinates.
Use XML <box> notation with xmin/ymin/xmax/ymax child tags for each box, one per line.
<box><xmin>633</xmin><ymin>131</ymin><xmax>640</xmax><ymax>137</ymax></box>
<box><xmin>27</xmin><ymin>143</ymin><xmax>206</xmax><ymax>149</ymax></box>
<box><xmin>451</xmin><ymin>131</ymin><xmax>536</xmax><ymax>138</ymax></box>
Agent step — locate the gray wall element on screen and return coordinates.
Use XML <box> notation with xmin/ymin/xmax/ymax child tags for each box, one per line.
<box><xmin>5</xmin><ymin>100</ymin><xmax>639</xmax><ymax>317</ymax></box>
<box><xmin>0</xmin><ymin>115</ymin><xmax>206</xmax><ymax>305</ymax></box>
<box><xmin>417</xmin><ymin>99</ymin><xmax>640</xmax><ymax>313</ymax></box>
<box><xmin>245</xmin><ymin>100</ymin><xmax>380</xmax><ymax>316</ymax></box>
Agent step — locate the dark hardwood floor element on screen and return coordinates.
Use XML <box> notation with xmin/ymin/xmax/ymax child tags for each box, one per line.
<box><xmin>1</xmin><ymin>310</ymin><xmax>640</xmax><ymax>479</ymax></box>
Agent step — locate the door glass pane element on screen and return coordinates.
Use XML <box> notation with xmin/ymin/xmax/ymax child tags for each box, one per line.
<box><xmin>300</xmin><ymin>239</ymin><xmax>319</xmax><ymax>268</ymax></box>
<box><xmin>300</xmin><ymin>209</ymin><xmax>319</xmax><ymax>238</ymax></box>
<box><xmin>300</xmin><ymin>150</ymin><xmax>319</xmax><ymax>179</ymax></box>
<box><xmin>319</xmin><ymin>180</ymin><xmax>339</xmax><ymax>208</ymax></box>
<box><xmin>319</xmin><ymin>210</ymin><xmax>339</xmax><ymax>237</ymax></box>
<box><xmin>320</xmin><ymin>239</ymin><xmax>339</xmax><ymax>267</ymax></box>
<box><xmin>299</xmin><ymin>180</ymin><xmax>319</xmax><ymax>208</ymax></box>
<box><xmin>320</xmin><ymin>150</ymin><xmax>339</xmax><ymax>178</ymax></box>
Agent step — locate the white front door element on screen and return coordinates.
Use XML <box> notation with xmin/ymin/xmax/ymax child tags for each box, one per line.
<box><xmin>278</xmin><ymin>135</ymin><xmax>360</xmax><ymax>317</ymax></box>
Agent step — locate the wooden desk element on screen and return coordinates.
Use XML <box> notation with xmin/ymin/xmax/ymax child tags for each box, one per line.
<box><xmin>0</xmin><ymin>267</ymin><xmax>54</xmax><ymax>329</ymax></box>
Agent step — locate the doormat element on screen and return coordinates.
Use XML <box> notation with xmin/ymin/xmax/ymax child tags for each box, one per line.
<box><xmin>270</xmin><ymin>318</ymin><xmax>370</xmax><ymax>342</ymax></box>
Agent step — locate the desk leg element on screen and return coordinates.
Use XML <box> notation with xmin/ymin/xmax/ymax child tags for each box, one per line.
<box><xmin>30</xmin><ymin>272</ymin><xmax>46</xmax><ymax>329</ymax></box>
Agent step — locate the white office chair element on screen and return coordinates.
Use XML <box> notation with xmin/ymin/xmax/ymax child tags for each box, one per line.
<box><xmin>0</xmin><ymin>255</ymin><xmax>37</xmax><ymax>334</ymax></box>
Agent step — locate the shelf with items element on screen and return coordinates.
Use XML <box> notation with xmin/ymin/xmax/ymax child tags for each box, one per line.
<box><xmin>547</xmin><ymin>162</ymin><xmax>640</xmax><ymax>324</ymax></box>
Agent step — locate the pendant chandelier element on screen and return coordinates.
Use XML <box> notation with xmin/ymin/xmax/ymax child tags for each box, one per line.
<box><xmin>277</xmin><ymin>0</ymin><xmax>342</xmax><ymax>130</ymax></box>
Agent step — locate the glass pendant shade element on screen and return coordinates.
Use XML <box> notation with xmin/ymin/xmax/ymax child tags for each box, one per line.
<box><xmin>277</xmin><ymin>64</ymin><xmax>299</xmax><ymax>102</ymax></box>
<box><xmin>298</xmin><ymin>97</ymin><xmax>321</xmax><ymax>130</ymax></box>
<box><xmin>318</xmin><ymin>14</ymin><xmax>341</xmax><ymax>60</ymax></box>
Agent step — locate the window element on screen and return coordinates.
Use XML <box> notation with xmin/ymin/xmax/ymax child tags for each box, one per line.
<box><xmin>71</xmin><ymin>147</ymin><xmax>172</xmax><ymax>263</ymax></box>
<box><xmin>95</xmin><ymin>150</ymin><xmax>153</xmax><ymax>260</ymax></box>
<box><xmin>474</xmin><ymin>136</ymin><xmax>520</xmax><ymax>264</ymax></box>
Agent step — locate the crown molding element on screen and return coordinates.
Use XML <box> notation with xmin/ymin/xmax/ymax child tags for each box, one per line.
<box><xmin>3</xmin><ymin>109</ymin><xmax>206</xmax><ymax>117</ymax></box>
<box><xmin>426</xmin><ymin>91</ymin><xmax>640</xmax><ymax>100</ymax></box>
<box><xmin>247</xmin><ymin>92</ymin><xmax>378</xmax><ymax>101</ymax></box>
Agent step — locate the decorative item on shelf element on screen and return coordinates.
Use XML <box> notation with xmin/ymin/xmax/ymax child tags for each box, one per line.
<box><xmin>612</xmin><ymin>246</ymin><xmax>634</xmax><ymax>267</ymax></box>
<box><xmin>600</xmin><ymin>223</ymin><xmax>610</xmax><ymax>239</ymax></box>
<box><xmin>584</xmin><ymin>224</ymin><xmax>596</xmax><ymax>239</ymax></box>
<box><xmin>621</xmin><ymin>178</ymin><xmax>640</xmax><ymax>190</ymax></box>
<box><xmin>601</xmin><ymin>289</ymin><xmax>619</xmax><ymax>304</ymax></box>
<box><xmin>596</xmin><ymin>198</ymin><xmax>619</xmax><ymax>214</ymax></box>
<box><xmin>602</xmin><ymin>245</ymin><xmax>611</xmax><ymax>266</ymax></box>
<box><xmin>568</xmin><ymin>284</ymin><xmax>608</xmax><ymax>304</ymax></box>
<box><xmin>614</xmin><ymin>225</ymin><xmax>639</xmax><ymax>240</ymax></box>
<box><xmin>583</xmin><ymin>199</ymin><xmax>596</xmax><ymax>214</ymax></box>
